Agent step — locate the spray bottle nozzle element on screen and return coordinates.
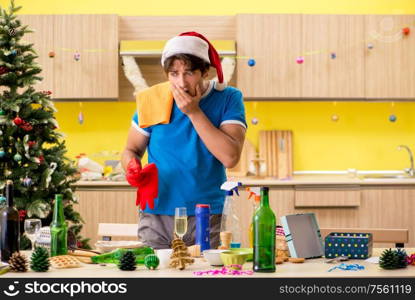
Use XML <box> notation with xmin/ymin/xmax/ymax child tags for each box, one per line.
<box><xmin>246</xmin><ymin>187</ymin><xmax>261</xmax><ymax>202</ymax></box>
<box><xmin>221</xmin><ymin>181</ymin><xmax>242</xmax><ymax>196</ymax></box>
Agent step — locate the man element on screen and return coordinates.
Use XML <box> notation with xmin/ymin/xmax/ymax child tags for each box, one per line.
<box><xmin>121</xmin><ymin>32</ymin><xmax>246</xmax><ymax>249</ymax></box>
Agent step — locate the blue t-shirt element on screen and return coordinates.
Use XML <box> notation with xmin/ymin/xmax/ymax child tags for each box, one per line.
<box><xmin>132</xmin><ymin>81</ymin><xmax>247</xmax><ymax>216</ymax></box>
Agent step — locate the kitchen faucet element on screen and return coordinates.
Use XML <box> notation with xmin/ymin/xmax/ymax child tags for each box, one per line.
<box><xmin>398</xmin><ymin>145</ymin><xmax>414</xmax><ymax>177</ymax></box>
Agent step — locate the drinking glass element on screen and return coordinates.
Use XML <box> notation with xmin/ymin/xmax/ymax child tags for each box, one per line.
<box><xmin>24</xmin><ymin>219</ymin><xmax>41</xmax><ymax>251</ymax></box>
<box><xmin>174</xmin><ymin>207</ymin><xmax>187</xmax><ymax>239</ymax></box>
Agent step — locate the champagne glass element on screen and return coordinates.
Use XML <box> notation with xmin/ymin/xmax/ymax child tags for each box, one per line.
<box><xmin>174</xmin><ymin>207</ymin><xmax>187</xmax><ymax>239</ymax></box>
<box><xmin>24</xmin><ymin>219</ymin><xmax>42</xmax><ymax>251</ymax></box>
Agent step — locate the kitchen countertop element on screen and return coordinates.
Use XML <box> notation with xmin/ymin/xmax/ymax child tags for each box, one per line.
<box><xmin>73</xmin><ymin>175</ymin><xmax>415</xmax><ymax>188</ymax></box>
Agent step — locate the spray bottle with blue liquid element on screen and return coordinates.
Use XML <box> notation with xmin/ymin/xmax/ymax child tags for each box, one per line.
<box><xmin>220</xmin><ymin>181</ymin><xmax>242</xmax><ymax>248</ymax></box>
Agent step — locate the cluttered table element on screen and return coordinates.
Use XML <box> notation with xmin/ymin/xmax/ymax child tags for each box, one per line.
<box><xmin>2</xmin><ymin>249</ymin><xmax>414</xmax><ymax>278</ymax></box>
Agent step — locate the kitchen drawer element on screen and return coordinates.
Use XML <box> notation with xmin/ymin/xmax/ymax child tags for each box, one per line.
<box><xmin>294</xmin><ymin>185</ymin><xmax>361</xmax><ymax>207</ymax></box>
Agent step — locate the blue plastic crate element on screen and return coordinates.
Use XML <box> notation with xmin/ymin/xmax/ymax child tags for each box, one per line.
<box><xmin>324</xmin><ymin>232</ymin><xmax>373</xmax><ymax>259</ymax></box>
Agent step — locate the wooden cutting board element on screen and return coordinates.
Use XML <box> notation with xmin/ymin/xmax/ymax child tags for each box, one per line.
<box><xmin>259</xmin><ymin>130</ymin><xmax>293</xmax><ymax>179</ymax></box>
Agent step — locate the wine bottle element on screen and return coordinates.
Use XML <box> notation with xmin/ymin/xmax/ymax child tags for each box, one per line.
<box><xmin>50</xmin><ymin>194</ymin><xmax>68</xmax><ymax>256</ymax></box>
<box><xmin>253</xmin><ymin>187</ymin><xmax>276</xmax><ymax>272</ymax></box>
<box><xmin>0</xmin><ymin>180</ymin><xmax>20</xmax><ymax>262</ymax></box>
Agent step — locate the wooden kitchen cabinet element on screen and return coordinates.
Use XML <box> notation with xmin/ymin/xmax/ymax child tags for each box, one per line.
<box><xmin>19</xmin><ymin>14</ymin><xmax>118</xmax><ymax>100</ymax></box>
<box><xmin>237</xmin><ymin>14</ymin><xmax>415</xmax><ymax>99</ymax></box>
<box><xmin>240</xmin><ymin>185</ymin><xmax>414</xmax><ymax>247</ymax></box>
<box><xmin>72</xmin><ymin>183</ymin><xmax>415</xmax><ymax>249</ymax></box>
<box><xmin>365</xmin><ymin>15</ymin><xmax>415</xmax><ymax>99</ymax></box>
<box><xmin>359</xmin><ymin>186</ymin><xmax>415</xmax><ymax>237</ymax></box>
<box><xmin>301</xmin><ymin>15</ymin><xmax>365</xmax><ymax>98</ymax></box>
<box><xmin>236</xmin><ymin>188</ymin><xmax>296</xmax><ymax>247</ymax></box>
<box><xmin>294</xmin><ymin>185</ymin><xmax>361</xmax><ymax>207</ymax></box>
<box><xmin>237</xmin><ymin>14</ymin><xmax>365</xmax><ymax>99</ymax></box>
<box><xmin>18</xmin><ymin>15</ymin><xmax>54</xmax><ymax>93</ymax></box>
<box><xmin>74</xmin><ymin>187</ymin><xmax>138</xmax><ymax>246</ymax></box>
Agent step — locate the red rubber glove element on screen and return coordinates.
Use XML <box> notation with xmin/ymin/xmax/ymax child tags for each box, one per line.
<box><xmin>126</xmin><ymin>158</ymin><xmax>158</xmax><ymax>210</ymax></box>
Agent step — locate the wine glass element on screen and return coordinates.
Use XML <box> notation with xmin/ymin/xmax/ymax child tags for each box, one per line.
<box><xmin>24</xmin><ymin>219</ymin><xmax>42</xmax><ymax>251</ymax></box>
<box><xmin>174</xmin><ymin>207</ymin><xmax>187</xmax><ymax>239</ymax></box>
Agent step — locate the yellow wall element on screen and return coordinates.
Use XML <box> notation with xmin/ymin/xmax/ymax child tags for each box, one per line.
<box><xmin>2</xmin><ymin>0</ymin><xmax>415</xmax><ymax>15</ymax></box>
<box><xmin>2</xmin><ymin>0</ymin><xmax>415</xmax><ymax>171</ymax></box>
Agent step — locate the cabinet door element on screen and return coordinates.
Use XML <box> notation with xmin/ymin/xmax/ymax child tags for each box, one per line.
<box><xmin>74</xmin><ymin>188</ymin><xmax>138</xmax><ymax>246</ymax></box>
<box><xmin>302</xmin><ymin>15</ymin><xmax>365</xmax><ymax>98</ymax></box>
<box><xmin>365</xmin><ymin>15</ymin><xmax>415</xmax><ymax>99</ymax></box>
<box><xmin>18</xmin><ymin>15</ymin><xmax>54</xmax><ymax>92</ymax></box>
<box><xmin>236</xmin><ymin>14</ymin><xmax>302</xmax><ymax>98</ymax></box>
<box><xmin>360</xmin><ymin>187</ymin><xmax>415</xmax><ymax>246</ymax></box>
<box><xmin>53</xmin><ymin>15</ymin><xmax>118</xmax><ymax>99</ymax></box>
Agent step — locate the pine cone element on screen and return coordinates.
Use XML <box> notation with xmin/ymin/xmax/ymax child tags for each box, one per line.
<box><xmin>118</xmin><ymin>251</ymin><xmax>136</xmax><ymax>271</ymax></box>
<box><xmin>8</xmin><ymin>252</ymin><xmax>28</xmax><ymax>272</ymax></box>
<box><xmin>30</xmin><ymin>246</ymin><xmax>50</xmax><ymax>272</ymax></box>
<box><xmin>395</xmin><ymin>248</ymin><xmax>408</xmax><ymax>268</ymax></box>
<box><xmin>379</xmin><ymin>248</ymin><xmax>399</xmax><ymax>270</ymax></box>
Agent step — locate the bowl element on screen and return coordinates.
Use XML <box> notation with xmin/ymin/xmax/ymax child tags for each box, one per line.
<box><xmin>230</xmin><ymin>248</ymin><xmax>253</xmax><ymax>262</ymax></box>
<box><xmin>220</xmin><ymin>251</ymin><xmax>248</xmax><ymax>267</ymax></box>
<box><xmin>155</xmin><ymin>249</ymin><xmax>173</xmax><ymax>269</ymax></box>
<box><xmin>203</xmin><ymin>249</ymin><xmax>229</xmax><ymax>266</ymax></box>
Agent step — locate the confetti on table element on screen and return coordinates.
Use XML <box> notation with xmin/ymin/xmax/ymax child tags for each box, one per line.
<box><xmin>328</xmin><ymin>263</ymin><xmax>365</xmax><ymax>272</ymax></box>
<box><xmin>194</xmin><ymin>265</ymin><xmax>254</xmax><ymax>276</ymax></box>
<box><xmin>407</xmin><ymin>254</ymin><xmax>415</xmax><ymax>265</ymax></box>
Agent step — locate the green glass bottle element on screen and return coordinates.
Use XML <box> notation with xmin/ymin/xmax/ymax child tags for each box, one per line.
<box><xmin>0</xmin><ymin>181</ymin><xmax>20</xmax><ymax>262</ymax></box>
<box><xmin>253</xmin><ymin>187</ymin><xmax>276</xmax><ymax>272</ymax></box>
<box><xmin>91</xmin><ymin>247</ymin><xmax>155</xmax><ymax>264</ymax></box>
<box><xmin>50</xmin><ymin>194</ymin><xmax>68</xmax><ymax>256</ymax></box>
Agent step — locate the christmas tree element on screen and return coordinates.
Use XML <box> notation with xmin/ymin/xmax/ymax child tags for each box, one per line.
<box><xmin>0</xmin><ymin>1</ymin><xmax>89</xmax><ymax>248</ymax></box>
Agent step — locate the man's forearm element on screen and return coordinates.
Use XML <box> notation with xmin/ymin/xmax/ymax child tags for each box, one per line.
<box><xmin>121</xmin><ymin>149</ymin><xmax>142</xmax><ymax>172</ymax></box>
<box><xmin>188</xmin><ymin>109</ymin><xmax>243</xmax><ymax>168</ymax></box>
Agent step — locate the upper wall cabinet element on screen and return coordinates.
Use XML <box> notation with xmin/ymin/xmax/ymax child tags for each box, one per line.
<box><xmin>17</xmin><ymin>15</ymin><xmax>54</xmax><ymax>93</ymax></box>
<box><xmin>365</xmin><ymin>15</ymin><xmax>415</xmax><ymax>99</ymax></box>
<box><xmin>237</xmin><ymin>14</ymin><xmax>302</xmax><ymax>98</ymax></box>
<box><xmin>237</xmin><ymin>14</ymin><xmax>415</xmax><ymax>100</ymax></box>
<box><xmin>19</xmin><ymin>15</ymin><xmax>118</xmax><ymax>100</ymax></box>
<box><xmin>237</xmin><ymin>14</ymin><xmax>365</xmax><ymax>99</ymax></box>
<box><xmin>301</xmin><ymin>15</ymin><xmax>365</xmax><ymax>98</ymax></box>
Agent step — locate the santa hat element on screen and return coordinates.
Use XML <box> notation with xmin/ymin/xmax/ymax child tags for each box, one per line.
<box><xmin>161</xmin><ymin>31</ymin><xmax>226</xmax><ymax>91</ymax></box>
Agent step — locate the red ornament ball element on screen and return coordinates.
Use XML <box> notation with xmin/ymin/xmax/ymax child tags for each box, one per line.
<box><xmin>13</xmin><ymin>116</ymin><xmax>23</xmax><ymax>125</ymax></box>
<box><xmin>0</xmin><ymin>66</ymin><xmax>8</xmax><ymax>75</ymax></box>
<box><xmin>296</xmin><ymin>56</ymin><xmax>305</xmax><ymax>64</ymax></box>
<box><xmin>18</xmin><ymin>210</ymin><xmax>27</xmax><ymax>221</ymax></box>
<box><xmin>21</xmin><ymin>122</ymin><xmax>33</xmax><ymax>131</ymax></box>
<box><xmin>402</xmin><ymin>27</ymin><xmax>410</xmax><ymax>36</ymax></box>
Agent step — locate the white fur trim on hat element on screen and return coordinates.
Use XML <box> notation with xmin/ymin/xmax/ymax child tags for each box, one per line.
<box><xmin>161</xmin><ymin>36</ymin><xmax>210</xmax><ymax>66</ymax></box>
<box><xmin>214</xmin><ymin>81</ymin><xmax>227</xmax><ymax>91</ymax></box>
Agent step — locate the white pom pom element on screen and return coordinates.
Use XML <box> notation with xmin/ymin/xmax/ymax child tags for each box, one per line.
<box><xmin>214</xmin><ymin>81</ymin><xmax>227</xmax><ymax>91</ymax></box>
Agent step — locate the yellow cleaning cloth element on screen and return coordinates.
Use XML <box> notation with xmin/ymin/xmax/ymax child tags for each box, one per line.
<box><xmin>136</xmin><ymin>81</ymin><xmax>173</xmax><ymax>128</ymax></box>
